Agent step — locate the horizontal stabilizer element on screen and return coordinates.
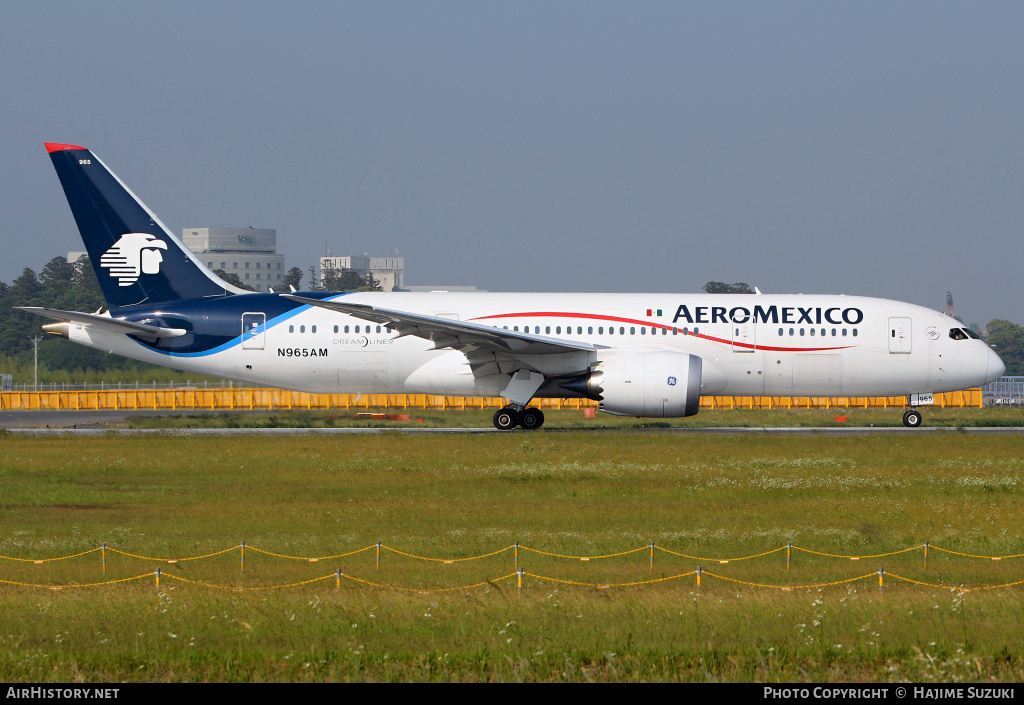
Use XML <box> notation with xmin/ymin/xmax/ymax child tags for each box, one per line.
<box><xmin>17</xmin><ymin>307</ymin><xmax>187</xmax><ymax>338</ymax></box>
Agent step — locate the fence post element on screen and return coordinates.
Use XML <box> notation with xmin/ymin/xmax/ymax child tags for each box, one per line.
<box><xmin>649</xmin><ymin>541</ymin><xmax>655</xmax><ymax>572</ymax></box>
<box><xmin>155</xmin><ymin>567</ymin><xmax>161</xmax><ymax>588</ymax></box>
<box><xmin>514</xmin><ymin>541</ymin><xmax>519</xmax><ymax>571</ymax></box>
<box><xmin>517</xmin><ymin>566</ymin><xmax>523</xmax><ymax>592</ymax></box>
<box><xmin>336</xmin><ymin>568</ymin><xmax>342</xmax><ymax>588</ymax></box>
<box><xmin>878</xmin><ymin>566</ymin><xmax>884</xmax><ymax>591</ymax></box>
<box><xmin>787</xmin><ymin>541</ymin><xmax>792</xmax><ymax>571</ymax></box>
<box><xmin>376</xmin><ymin>541</ymin><xmax>381</xmax><ymax>570</ymax></box>
<box><xmin>240</xmin><ymin>541</ymin><xmax>245</xmax><ymax>573</ymax></box>
<box><xmin>696</xmin><ymin>565</ymin><xmax>702</xmax><ymax>590</ymax></box>
<box><xmin>101</xmin><ymin>542</ymin><xmax>106</xmax><ymax>573</ymax></box>
<box><xmin>923</xmin><ymin>541</ymin><xmax>929</xmax><ymax>570</ymax></box>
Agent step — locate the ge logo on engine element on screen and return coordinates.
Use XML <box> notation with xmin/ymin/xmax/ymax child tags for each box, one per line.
<box><xmin>667</xmin><ymin>376</ymin><xmax>677</xmax><ymax>386</ymax></box>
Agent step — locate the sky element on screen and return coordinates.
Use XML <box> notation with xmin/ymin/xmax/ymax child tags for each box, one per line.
<box><xmin>1</xmin><ymin>1</ymin><xmax>1022</xmax><ymax>325</ymax></box>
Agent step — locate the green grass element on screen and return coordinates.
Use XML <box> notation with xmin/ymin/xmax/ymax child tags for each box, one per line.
<box><xmin>1</xmin><ymin>432</ymin><xmax>1023</xmax><ymax>681</ymax></box>
<box><xmin>115</xmin><ymin>405</ymin><xmax>1024</xmax><ymax>429</ymax></box>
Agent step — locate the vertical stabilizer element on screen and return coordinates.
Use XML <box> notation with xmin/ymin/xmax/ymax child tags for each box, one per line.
<box><xmin>45</xmin><ymin>143</ymin><xmax>246</xmax><ymax>308</ymax></box>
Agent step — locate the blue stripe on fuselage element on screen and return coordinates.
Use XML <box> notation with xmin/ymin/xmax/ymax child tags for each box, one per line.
<box><xmin>119</xmin><ymin>291</ymin><xmax>352</xmax><ymax>357</ymax></box>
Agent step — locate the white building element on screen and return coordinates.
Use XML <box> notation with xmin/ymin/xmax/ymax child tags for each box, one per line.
<box><xmin>320</xmin><ymin>254</ymin><xmax>404</xmax><ymax>291</ymax></box>
<box><xmin>183</xmin><ymin>228</ymin><xmax>285</xmax><ymax>292</ymax></box>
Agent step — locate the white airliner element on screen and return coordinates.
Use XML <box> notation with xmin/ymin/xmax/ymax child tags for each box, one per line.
<box><xmin>23</xmin><ymin>143</ymin><xmax>1005</xmax><ymax>429</ymax></box>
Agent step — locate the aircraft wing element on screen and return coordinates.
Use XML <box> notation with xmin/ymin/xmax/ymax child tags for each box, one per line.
<box><xmin>17</xmin><ymin>307</ymin><xmax>187</xmax><ymax>338</ymax></box>
<box><xmin>284</xmin><ymin>295</ymin><xmax>597</xmax><ymax>362</ymax></box>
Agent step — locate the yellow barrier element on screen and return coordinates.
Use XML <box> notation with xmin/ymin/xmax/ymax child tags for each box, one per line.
<box><xmin>6</xmin><ymin>540</ymin><xmax>1024</xmax><ymax>566</ymax></box>
<box><xmin>5</xmin><ymin>540</ymin><xmax>1024</xmax><ymax>592</ymax></box>
<box><xmin>7</xmin><ymin>567</ymin><xmax>1023</xmax><ymax>593</ymax></box>
<box><xmin>0</xmin><ymin>388</ymin><xmax>983</xmax><ymax>411</ymax></box>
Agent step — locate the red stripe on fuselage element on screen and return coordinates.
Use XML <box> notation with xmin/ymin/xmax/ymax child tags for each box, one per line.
<box><xmin>469</xmin><ymin>311</ymin><xmax>856</xmax><ymax>353</ymax></box>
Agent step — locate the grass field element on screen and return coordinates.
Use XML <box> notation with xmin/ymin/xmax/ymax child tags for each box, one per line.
<box><xmin>2</xmin><ymin>430</ymin><xmax>1023</xmax><ymax>682</ymax></box>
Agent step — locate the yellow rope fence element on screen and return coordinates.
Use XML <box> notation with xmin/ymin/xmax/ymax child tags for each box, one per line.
<box><xmin>6</xmin><ymin>540</ymin><xmax>1024</xmax><ymax>567</ymax></box>
<box><xmin>5</xmin><ymin>539</ymin><xmax>1024</xmax><ymax>592</ymax></box>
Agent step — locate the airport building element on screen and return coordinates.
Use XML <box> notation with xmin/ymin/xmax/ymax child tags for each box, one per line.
<box><xmin>183</xmin><ymin>228</ymin><xmax>285</xmax><ymax>292</ymax></box>
<box><xmin>320</xmin><ymin>254</ymin><xmax>405</xmax><ymax>292</ymax></box>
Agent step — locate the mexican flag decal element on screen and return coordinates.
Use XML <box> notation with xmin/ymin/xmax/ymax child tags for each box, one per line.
<box><xmin>646</xmin><ymin>309</ymin><xmax>663</xmax><ymax>317</ymax></box>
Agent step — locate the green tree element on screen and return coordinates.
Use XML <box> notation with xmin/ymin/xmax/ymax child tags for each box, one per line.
<box><xmin>702</xmin><ymin>281</ymin><xmax>754</xmax><ymax>294</ymax></box>
<box><xmin>986</xmin><ymin>319</ymin><xmax>1024</xmax><ymax>376</ymax></box>
<box><xmin>213</xmin><ymin>269</ymin><xmax>254</xmax><ymax>291</ymax></box>
<box><xmin>282</xmin><ymin>267</ymin><xmax>303</xmax><ymax>290</ymax></box>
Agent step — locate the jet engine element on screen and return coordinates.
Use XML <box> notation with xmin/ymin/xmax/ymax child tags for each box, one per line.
<box><xmin>559</xmin><ymin>347</ymin><xmax>704</xmax><ymax>417</ymax></box>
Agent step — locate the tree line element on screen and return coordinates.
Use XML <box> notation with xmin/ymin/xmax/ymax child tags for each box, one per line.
<box><xmin>0</xmin><ymin>256</ymin><xmax>380</xmax><ymax>385</ymax></box>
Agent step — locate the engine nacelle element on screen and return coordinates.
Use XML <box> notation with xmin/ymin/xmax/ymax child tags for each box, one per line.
<box><xmin>561</xmin><ymin>347</ymin><xmax>703</xmax><ymax>417</ymax></box>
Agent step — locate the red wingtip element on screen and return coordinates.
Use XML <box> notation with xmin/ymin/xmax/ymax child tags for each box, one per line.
<box><xmin>45</xmin><ymin>142</ymin><xmax>87</xmax><ymax>153</ymax></box>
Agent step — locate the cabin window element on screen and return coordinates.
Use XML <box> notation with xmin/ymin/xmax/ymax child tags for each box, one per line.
<box><xmin>598</xmin><ymin>327</ymin><xmax>604</xmax><ymax>334</ymax></box>
<box><xmin>778</xmin><ymin>327</ymin><xmax>784</xmax><ymax>336</ymax></box>
<box><xmin>620</xmin><ymin>327</ymin><xmax>626</xmax><ymax>335</ymax></box>
<box><xmin>376</xmin><ymin>325</ymin><xmax>382</xmax><ymax>333</ymax></box>
<box><xmin>799</xmin><ymin>328</ymin><xmax>804</xmax><ymax>336</ymax></box>
<box><xmin>344</xmin><ymin>325</ymin><xmax>350</xmax><ymax>333</ymax></box>
<box><xmin>693</xmin><ymin>327</ymin><xmax>699</xmax><ymax>336</ymax></box>
<box><xmin>311</xmin><ymin>325</ymin><xmax>317</xmax><ymax>333</ymax></box>
<box><xmin>556</xmin><ymin>326</ymin><xmax>561</xmax><ymax>334</ymax></box>
<box><xmin>334</xmin><ymin>325</ymin><xmax>339</xmax><ymax>333</ymax></box>
<box><xmin>832</xmin><ymin>328</ymin><xmax>836</xmax><ymax>336</ymax></box>
<box><xmin>534</xmin><ymin>326</ymin><xmax>540</xmax><ymax>334</ymax></box>
<box><xmin>299</xmin><ymin>325</ymin><xmax>305</xmax><ymax>333</ymax></box>
<box><xmin>810</xmin><ymin>328</ymin><xmax>815</xmax><ymax>336</ymax></box>
<box><xmin>640</xmin><ymin>327</ymin><xmax>646</xmax><ymax>335</ymax></box>
<box><xmin>789</xmin><ymin>328</ymin><xmax>795</xmax><ymax>336</ymax></box>
<box><xmin>852</xmin><ymin>329</ymin><xmax>858</xmax><ymax>337</ymax></box>
<box><xmin>662</xmin><ymin>327</ymin><xmax>667</xmax><ymax>335</ymax></box>
<box><xmin>288</xmin><ymin>325</ymin><xmax>294</xmax><ymax>333</ymax></box>
<box><xmin>842</xmin><ymin>329</ymin><xmax>847</xmax><ymax>337</ymax></box>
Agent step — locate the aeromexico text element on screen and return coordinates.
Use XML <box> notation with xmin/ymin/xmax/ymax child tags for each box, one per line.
<box><xmin>672</xmin><ymin>305</ymin><xmax>864</xmax><ymax>326</ymax></box>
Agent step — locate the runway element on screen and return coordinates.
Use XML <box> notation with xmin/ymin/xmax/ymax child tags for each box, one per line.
<box><xmin>5</xmin><ymin>425</ymin><xmax>1024</xmax><ymax>435</ymax></box>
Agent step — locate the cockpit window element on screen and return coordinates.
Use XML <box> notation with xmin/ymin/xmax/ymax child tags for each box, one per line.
<box><xmin>963</xmin><ymin>328</ymin><xmax>980</xmax><ymax>339</ymax></box>
<box><xmin>949</xmin><ymin>328</ymin><xmax>969</xmax><ymax>340</ymax></box>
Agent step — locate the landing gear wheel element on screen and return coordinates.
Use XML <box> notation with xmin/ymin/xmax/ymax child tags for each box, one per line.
<box><xmin>902</xmin><ymin>409</ymin><xmax>922</xmax><ymax>428</ymax></box>
<box><xmin>493</xmin><ymin>407</ymin><xmax>520</xmax><ymax>431</ymax></box>
<box><xmin>520</xmin><ymin>407</ymin><xmax>545</xmax><ymax>430</ymax></box>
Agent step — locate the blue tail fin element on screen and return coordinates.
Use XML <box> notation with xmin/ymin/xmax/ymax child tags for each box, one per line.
<box><xmin>45</xmin><ymin>143</ymin><xmax>246</xmax><ymax>308</ymax></box>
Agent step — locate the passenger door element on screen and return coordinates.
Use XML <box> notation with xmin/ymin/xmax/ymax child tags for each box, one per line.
<box><xmin>242</xmin><ymin>312</ymin><xmax>265</xmax><ymax>350</ymax></box>
<box><xmin>888</xmin><ymin>317</ymin><xmax>912</xmax><ymax>353</ymax></box>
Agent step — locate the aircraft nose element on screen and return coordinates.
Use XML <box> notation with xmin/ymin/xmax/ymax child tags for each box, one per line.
<box><xmin>986</xmin><ymin>346</ymin><xmax>1006</xmax><ymax>383</ymax></box>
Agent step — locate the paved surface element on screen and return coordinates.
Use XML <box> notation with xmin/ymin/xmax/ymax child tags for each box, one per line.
<box><xmin>3</xmin><ymin>409</ymin><xmax>1022</xmax><ymax>435</ymax></box>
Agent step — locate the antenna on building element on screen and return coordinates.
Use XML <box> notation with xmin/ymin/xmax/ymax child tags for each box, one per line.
<box><xmin>946</xmin><ymin>291</ymin><xmax>955</xmax><ymax>317</ymax></box>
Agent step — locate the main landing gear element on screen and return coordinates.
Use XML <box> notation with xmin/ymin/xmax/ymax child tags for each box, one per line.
<box><xmin>493</xmin><ymin>405</ymin><xmax>545</xmax><ymax>430</ymax></box>
<box><xmin>902</xmin><ymin>409</ymin><xmax>923</xmax><ymax>428</ymax></box>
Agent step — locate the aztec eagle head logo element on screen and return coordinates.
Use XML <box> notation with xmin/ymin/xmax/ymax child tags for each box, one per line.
<box><xmin>99</xmin><ymin>233</ymin><xmax>168</xmax><ymax>286</ymax></box>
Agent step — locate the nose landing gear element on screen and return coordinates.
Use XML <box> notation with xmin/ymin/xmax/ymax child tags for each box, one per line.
<box><xmin>902</xmin><ymin>409</ymin><xmax>923</xmax><ymax>427</ymax></box>
<box><xmin>492</xmin><ymin>405</ymin><xmax>545</xmax><ymax>430</ymax></box>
